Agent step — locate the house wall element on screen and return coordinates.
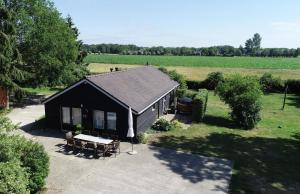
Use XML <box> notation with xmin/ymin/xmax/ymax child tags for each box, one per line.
<box><xmin>45</xmin><ymin>82</ymin><xmax>135</xmax><ymax>139</ymax></box>
<box><xmin>136</xmin><ymin>92</ymin><xmax>173</xmax><ymax>134</ymax></box>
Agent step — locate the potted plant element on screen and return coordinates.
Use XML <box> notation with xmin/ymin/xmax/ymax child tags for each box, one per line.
<box><xmin>75</xmin><ymin>124</ymin><xmax>83</xmax><ymax>135</ymax></box>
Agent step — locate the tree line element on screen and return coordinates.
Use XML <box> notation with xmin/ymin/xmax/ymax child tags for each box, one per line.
<box><xmin>0</xmin><ymin>0</ymin><xmax>89</xmax><ymax>98</ymax></box>
<box><xmin>83</xmin><ymin>33</ymin><xmax>300</xmax><ymax>57</ymax></box>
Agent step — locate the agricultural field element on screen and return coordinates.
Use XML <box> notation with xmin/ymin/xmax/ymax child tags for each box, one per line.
<box><xmin>88</xmin><ymin>63</ymin><xmax>300</xmax><ymax>81</ymax></box>
<box><xmin>86</xmin><ymin>54</ymin><xmax>300</xmax><ymax>80</ymax></box>
<box><xmin>85</xmin><ymin>54</ymin><xmax>300</xmax><ymax>69</ymax></box>
<box><xmin>149</xmin><ymin>92</ymin><xmax>300</xmax><ymax>193</ymax></box>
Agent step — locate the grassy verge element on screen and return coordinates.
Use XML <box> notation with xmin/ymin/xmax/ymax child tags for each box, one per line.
<box><xmin>85</xmin><ymin>54</ymin><xmax>300</xmax><ymax>69</ymax></box>
<box><xmin>148</xmin><ymin>92</ymin><xmax>300</xmax><ymax>193</ymax></box>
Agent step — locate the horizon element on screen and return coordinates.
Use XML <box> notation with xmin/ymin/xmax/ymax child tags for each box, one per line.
<box><xmin>53</xmin><ymin>0</ymin><xmax>300</xmax><ymax>49</ymax></box>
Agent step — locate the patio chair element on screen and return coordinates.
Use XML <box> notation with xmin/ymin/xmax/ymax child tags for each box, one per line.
<box><xmin>101</xmin><ymin>132</ymin><xmax>109</xmax><ymax>139</ymax></box>
<box><xmin>90</xmin><ymin>130</ymin><xmax>99</xmax><ymax>137</ymax></box>
<box><xmin>110</xmin><ymin>134</ymin><xmax>119</xmax><ymax>141</ymax></box>
<box><xmin>82</xmin><ymin>130</ymin><xmax>90</xmax><ymax>135</ymax></box>
<box><xmin>96</xmin><ymin>143</ymin><xmax>109</xmax><ymax>159</ymax></box>
<box><xmin>65</xmin><ymin>132</ymin><xmax>74</xmax><ymax>149</ymax></box>
<box><xmin>85</xmin><ymin>142</ymin><xmax>97</xmax><ymax>156</ymax></box>
<box><xmin>108</xmin><ymin>140</ymin><xmax>120</xmax><ymax>157</ymax></box>
<box><xmin>74</xmin><ymin>140</ymin><xmax>86</xmax><ymax>152</ymax></box>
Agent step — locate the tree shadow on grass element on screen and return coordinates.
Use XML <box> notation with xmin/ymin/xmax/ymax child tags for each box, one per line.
<box><xmin>151</xmin><ymin>133</ymin><xmax>300</xmax><ymax>194</ymax></box>
<box><xmin>203</xmin><ymin>114</ymin><xmax>237</xmax><ymax>129</ymax></box>
<box><xmin>287</xmin><ymin>95</ymin><xmax>300</xmax><ymax>108</ymax></box>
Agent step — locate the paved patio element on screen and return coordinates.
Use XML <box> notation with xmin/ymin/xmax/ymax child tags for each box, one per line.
<box><xmin>8</xmin><ymin>105</ymin><xmax>233</xmax><ymax>194</ymax></box>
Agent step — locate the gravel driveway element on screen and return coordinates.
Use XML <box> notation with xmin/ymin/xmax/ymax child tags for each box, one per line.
<box><xmin>7</xmin><ymin>104</ymin><xmax>233</xmax><ymax>194</ymax></box>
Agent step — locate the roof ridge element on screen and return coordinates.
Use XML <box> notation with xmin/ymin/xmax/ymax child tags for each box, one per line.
<box><xmin>85</xmin><ymin>65</ymin><xmax>152</xmax><ymax>78</ymax></box>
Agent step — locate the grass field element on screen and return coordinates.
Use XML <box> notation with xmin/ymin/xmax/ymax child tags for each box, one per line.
<box><xmin>148</xmin><ymin>92</ymin><xmax>300</xmax><ymax>193</ymax></box>
<box><xmin>88</xmin><ymin>63</ymin><xmax>300</xmax><ymax>81</ymax></box>
<box><xmin>85</xmin><ymin>54</ymin><xmax>300</xmax><ymax>69</ymax></box>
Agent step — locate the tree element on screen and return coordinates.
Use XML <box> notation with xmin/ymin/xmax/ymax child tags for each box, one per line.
<box><xmin>0</xmin><ymin>4</ymin><xmax>26</xmax><ymax>104</ymax></box>
<box><xmin>3</xmin><ymin>0</ymin><xmax>89</xmax><ymax>87</ymax></box>
<box><xmin>216</xmin><ymin>75</ymin><xmax>262</xmax><ymax>129</ymax></box>
<box><xmin>244</xmin><ymin>38</ymin><xmax>254</xmax><ymax>55</ymax></box>
<box><xmin>252</xmin><ymin>33</ymin><xmax>262</xmax><ymax>50</ymax></box>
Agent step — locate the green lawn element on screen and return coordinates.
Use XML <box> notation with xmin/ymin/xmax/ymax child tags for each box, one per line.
<box><xmin>85</xmin><ymin>54</ymin><xmax>300</xmax><ymax>69</ymax></box>
<box><xmin>149</xmin><ymin>92</ymin><xmax>300</xmax><ymax>193</ymax></box>
<box><xmin>22</xmin><ymin>87</ymin><xmax>61</xmax><ymax>96</ymax></box>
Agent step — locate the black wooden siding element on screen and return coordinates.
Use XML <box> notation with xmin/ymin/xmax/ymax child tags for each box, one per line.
<box><xmin>45</xmin><ymin>82</ymin><xmax>175</xmax><ymax>139</ymax></box>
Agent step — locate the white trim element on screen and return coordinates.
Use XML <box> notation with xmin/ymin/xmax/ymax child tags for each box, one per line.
<box><xmin>137</xmin><ymin>84</ymin><xmax>179</xmax><ymax>114</ymax></box>
<box><xmin>43</xmin><ymin>78</ymin><xmax>179</xmax><ymax>115</ymax></box>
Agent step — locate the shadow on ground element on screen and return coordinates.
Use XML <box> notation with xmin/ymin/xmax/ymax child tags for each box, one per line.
<box><xmin>149</xmin><ymin>145</ymin><xmax>232</xmax><ymax>193</ymax></box>
<box><xmin>203</xmin><ymin>114</ymin><xmax>237</xmax><ymax>129</ymax></box>
<box><xmin>11</xmin><ymin>94</ymin><xmax>47</xmax><ymax>108</ymax></box>
<box><xmin>287</xmin><ymin>95</ymin><xmax>300</xmax><ymax>108</ymax></box>
<box><xmin>151</xmin><ymin>133</ymin><xmax>300</xmax><ymax>194</ymax></box>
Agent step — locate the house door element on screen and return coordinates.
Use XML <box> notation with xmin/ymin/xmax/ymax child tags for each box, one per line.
<box><xmin>82</xmin><ymin>108</ymin><xmax>93</xmax><ymax>130</ymax></box>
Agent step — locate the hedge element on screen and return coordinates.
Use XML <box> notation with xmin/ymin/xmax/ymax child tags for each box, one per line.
<box><xmin>286</xmin><ymin>79</ymin><xmax>300</xmax><ymax>94</ymax></box>
<box><xmin>192</xmin><ymin>89</ymin><xmax>208</xmax><ymax>122</ymax></box>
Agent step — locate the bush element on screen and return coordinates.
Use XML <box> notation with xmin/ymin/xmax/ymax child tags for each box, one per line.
<box><xmin>0</xmin><ymin>135</ymin><xmax>49</xmax><ymax>193</ymax></box>
<box><xmin>159</xmin><ymin>67</ymin><xmax>187</xmax><ymax>89</ymax></box>
<box><xmin>202</xmin><ymin>72</ymin><xmax>224</xmax><ymax>90</ymax></box>
<box><xmin>152</xmin><ymin>119</ymin><xmax>182</xmax><ymax>131</ymax></box>
<box><xmin>0</xmin><ymin>161</ymin><xmax>29</xmax><ymax>194</ymax></box>
<box><xmin>176</xmin><ymin>89</ymin><xmax>198</xmax><ymax>98</ymax></box>
<box><xmin>192</xmin><ymin>89</ymin><xmax>208</xmax><ymax>122</ymax></box>
<box><xmin>286</xmin><ymin>79</ymin><xmax>300</xmax><ymax>94</ymax></box>
<box><xmin>136</xmin><ymin>133</ymin><xmax>148</xmax><ymax>144</ymax></box>
<box><xmin>259</xmin><ymin>73</ymin><xmax>284</xmax><ymax>93</ymax></box>
<box><xmin>216</xmin><ymin>75</ymin><xmax>262</xmax><ymax>129</ymax></box>
<box><xmin>186</xmin><ymin>80</ymin><xmax>202</xmax><ymax>90</ymax></box>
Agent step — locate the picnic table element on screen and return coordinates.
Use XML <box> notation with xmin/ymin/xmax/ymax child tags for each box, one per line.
<box><xmin>74</xmin><ymin>134</ymin><xmax>113</xmax><ymax>144</ymax></box>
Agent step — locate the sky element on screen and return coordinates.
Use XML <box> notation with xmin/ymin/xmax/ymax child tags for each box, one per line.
<box><xmin>52</xmin><ymin>0</ymin><xmax>300</xmax><ymax>48</ymax></box>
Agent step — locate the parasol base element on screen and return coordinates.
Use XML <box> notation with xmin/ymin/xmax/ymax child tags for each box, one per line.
<box><xmin>127</xmin><ymin>150</ymin><xmax>138</xmax><ymax>155</ymax></box>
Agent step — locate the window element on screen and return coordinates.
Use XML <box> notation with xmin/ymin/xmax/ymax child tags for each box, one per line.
<box><xmin>72</xmin><ymin>108</ymin><xmax>82</xmax><ymax>125</ymax></box>
<box><xmin>93</xmin><ymin>110</ymin><xmax>104</xmax><ymax>129</ymax></box>
<box><xmin>107</xmin><ymin>112</ymin><xmax>117</xmax><ymax>130</ymax></box>
<box><xmin>62</xmin><ymin>107</ymin><xmax>71</xmax><ymax>124</ymax></box>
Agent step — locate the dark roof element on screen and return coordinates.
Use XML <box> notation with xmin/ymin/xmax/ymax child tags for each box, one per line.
<box><xmin>85</xmin><ymin>66</ymin><xmax>179</xmax><ymax>113</ymax></box>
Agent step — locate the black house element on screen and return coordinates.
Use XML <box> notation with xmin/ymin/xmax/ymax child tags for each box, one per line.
<box><xmin>43</xmin><ymin>66</ymin><xmax>179</xmax><ymax>139</ymax></box>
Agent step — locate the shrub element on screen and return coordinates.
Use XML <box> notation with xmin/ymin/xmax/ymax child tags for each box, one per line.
<box><xmin>0</xmin><ymin>135</ymin><xmax>49</xmax><ymax>193</ymax></box>
<box><xmin>259</xmin><ymin>73</ymin><xmax>284</xmax><ymax>93</ymax></box>
<box><xmin>286</xmin><ymin>79</ymin><xmax>300</xmax><ymax>94</ymax></box>
<box><xmin>159</xmin><ymin>67</ymin><xmax>187</xmax><ymax>89</ymax></box>
<box><xmin>176</xmin><ymin>89</ymin><xmax>198</xmax><ymax>98</ymax></box>
<box><xmin>186</xmin><ymin>80</ymin><xmax>202</xmax><ymax>90</ymax></box>
<box><xmin>202</xmin><ymin>72</ymin><xmax>224</xmax><ymax>90</ymax></box>
<box><xmin>216</xmin><ymin>75</ymin><xmax>262</xmax><ymax>129</ymax></box>
<box><xmin>0</xmin><ymin>161</ymin><xmax>29</xmax><ymax>194</ymax></box>
<box><xmin>21</xmin><ymin>140</ymin><xmax>49</xmax><ymax>193</ymax></box>
<box><xmin>152</xmin><ymin>119</ymin><xmax>182</xmax><ymax>131</ymax></box>
<box><xmin>192</xmin><ymin>89</ymin><xmax>208</xmax><ymax>122</ymax></box>
<box><xmin>136</xmin><ymin>133</ymin><xmax>148</xmax><ymax>144</ymax></box>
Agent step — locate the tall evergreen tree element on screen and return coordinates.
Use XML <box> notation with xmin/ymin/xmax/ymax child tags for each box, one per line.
<box><xmin>0</xmin><ymin>3</ymin><xmax>25</xmax><ymax>106</ymax></box>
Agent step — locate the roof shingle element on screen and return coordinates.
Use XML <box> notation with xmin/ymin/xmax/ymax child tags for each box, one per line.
<box><xmin>86</xmin><ymin>66</ymin><xmax>178</xmax><ymax>113</ymax></box>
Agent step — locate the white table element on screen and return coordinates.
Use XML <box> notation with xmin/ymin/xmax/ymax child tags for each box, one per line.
<box><xmin>74</xmin><ymin>134</ymin><xmax>113</xmax><ymax>145</ymax></box>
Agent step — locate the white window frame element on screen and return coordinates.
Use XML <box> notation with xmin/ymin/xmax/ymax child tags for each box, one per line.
<box><xmin>93</xmin><ymin>110</ymin><xmax>105</xmax><ymax>129</ymax></box>
<box><xmin>107</xmin><ymin>112</ymin><xmax>117</xmax><ymax>130</ymax></box>
<box><xmin>72</xmin><ymin>107</ymin><xmax>82</xmax><ymax>125</ymax></box>
<box><xmin>62</xmin><ymin>107</ymin><xmax>71</xmax><ymax>124</ymax></box>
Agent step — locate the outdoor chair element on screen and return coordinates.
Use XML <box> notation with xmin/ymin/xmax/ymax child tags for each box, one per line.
<box><xmin>96</xmin><ymin>143</ymin><xmax>109</xmax><ymax>159</ymax></box>
<box><xmin>85</xmin><ymin>142</ymin><xmax>97</xmax><ymax>156</ymax></box>
<box><xmin>101</xmin><ymin>132</ymin><xmax>109</xmax><ymax>139</ymax></box>
<box><xmin>108</xmin><ymin>140</ymin><xmax>120</xmax><ymax>157</ymax></box>
<box><xmin>74</xmin><ymin>140</ymin><xmax>86</xmax><ymax>152</ymax></box>
<box><xmin>82</xmin><ymin>130</ymin><xmax>90</xmax><ymax>135</ymax></box>
<box><xmin>65</xmin><ymin>132</ymin><xmax>74</xmax><ymax>149</ymax></box>
<box><xmin>110</xmin><ymin>134</ymin><xmax>119</xmax><ymax>141</ymax></box>
<box><xmin>90</xmin><ymin>130</ymin><xmax>99</xmax><ymax>137</ymax></box>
